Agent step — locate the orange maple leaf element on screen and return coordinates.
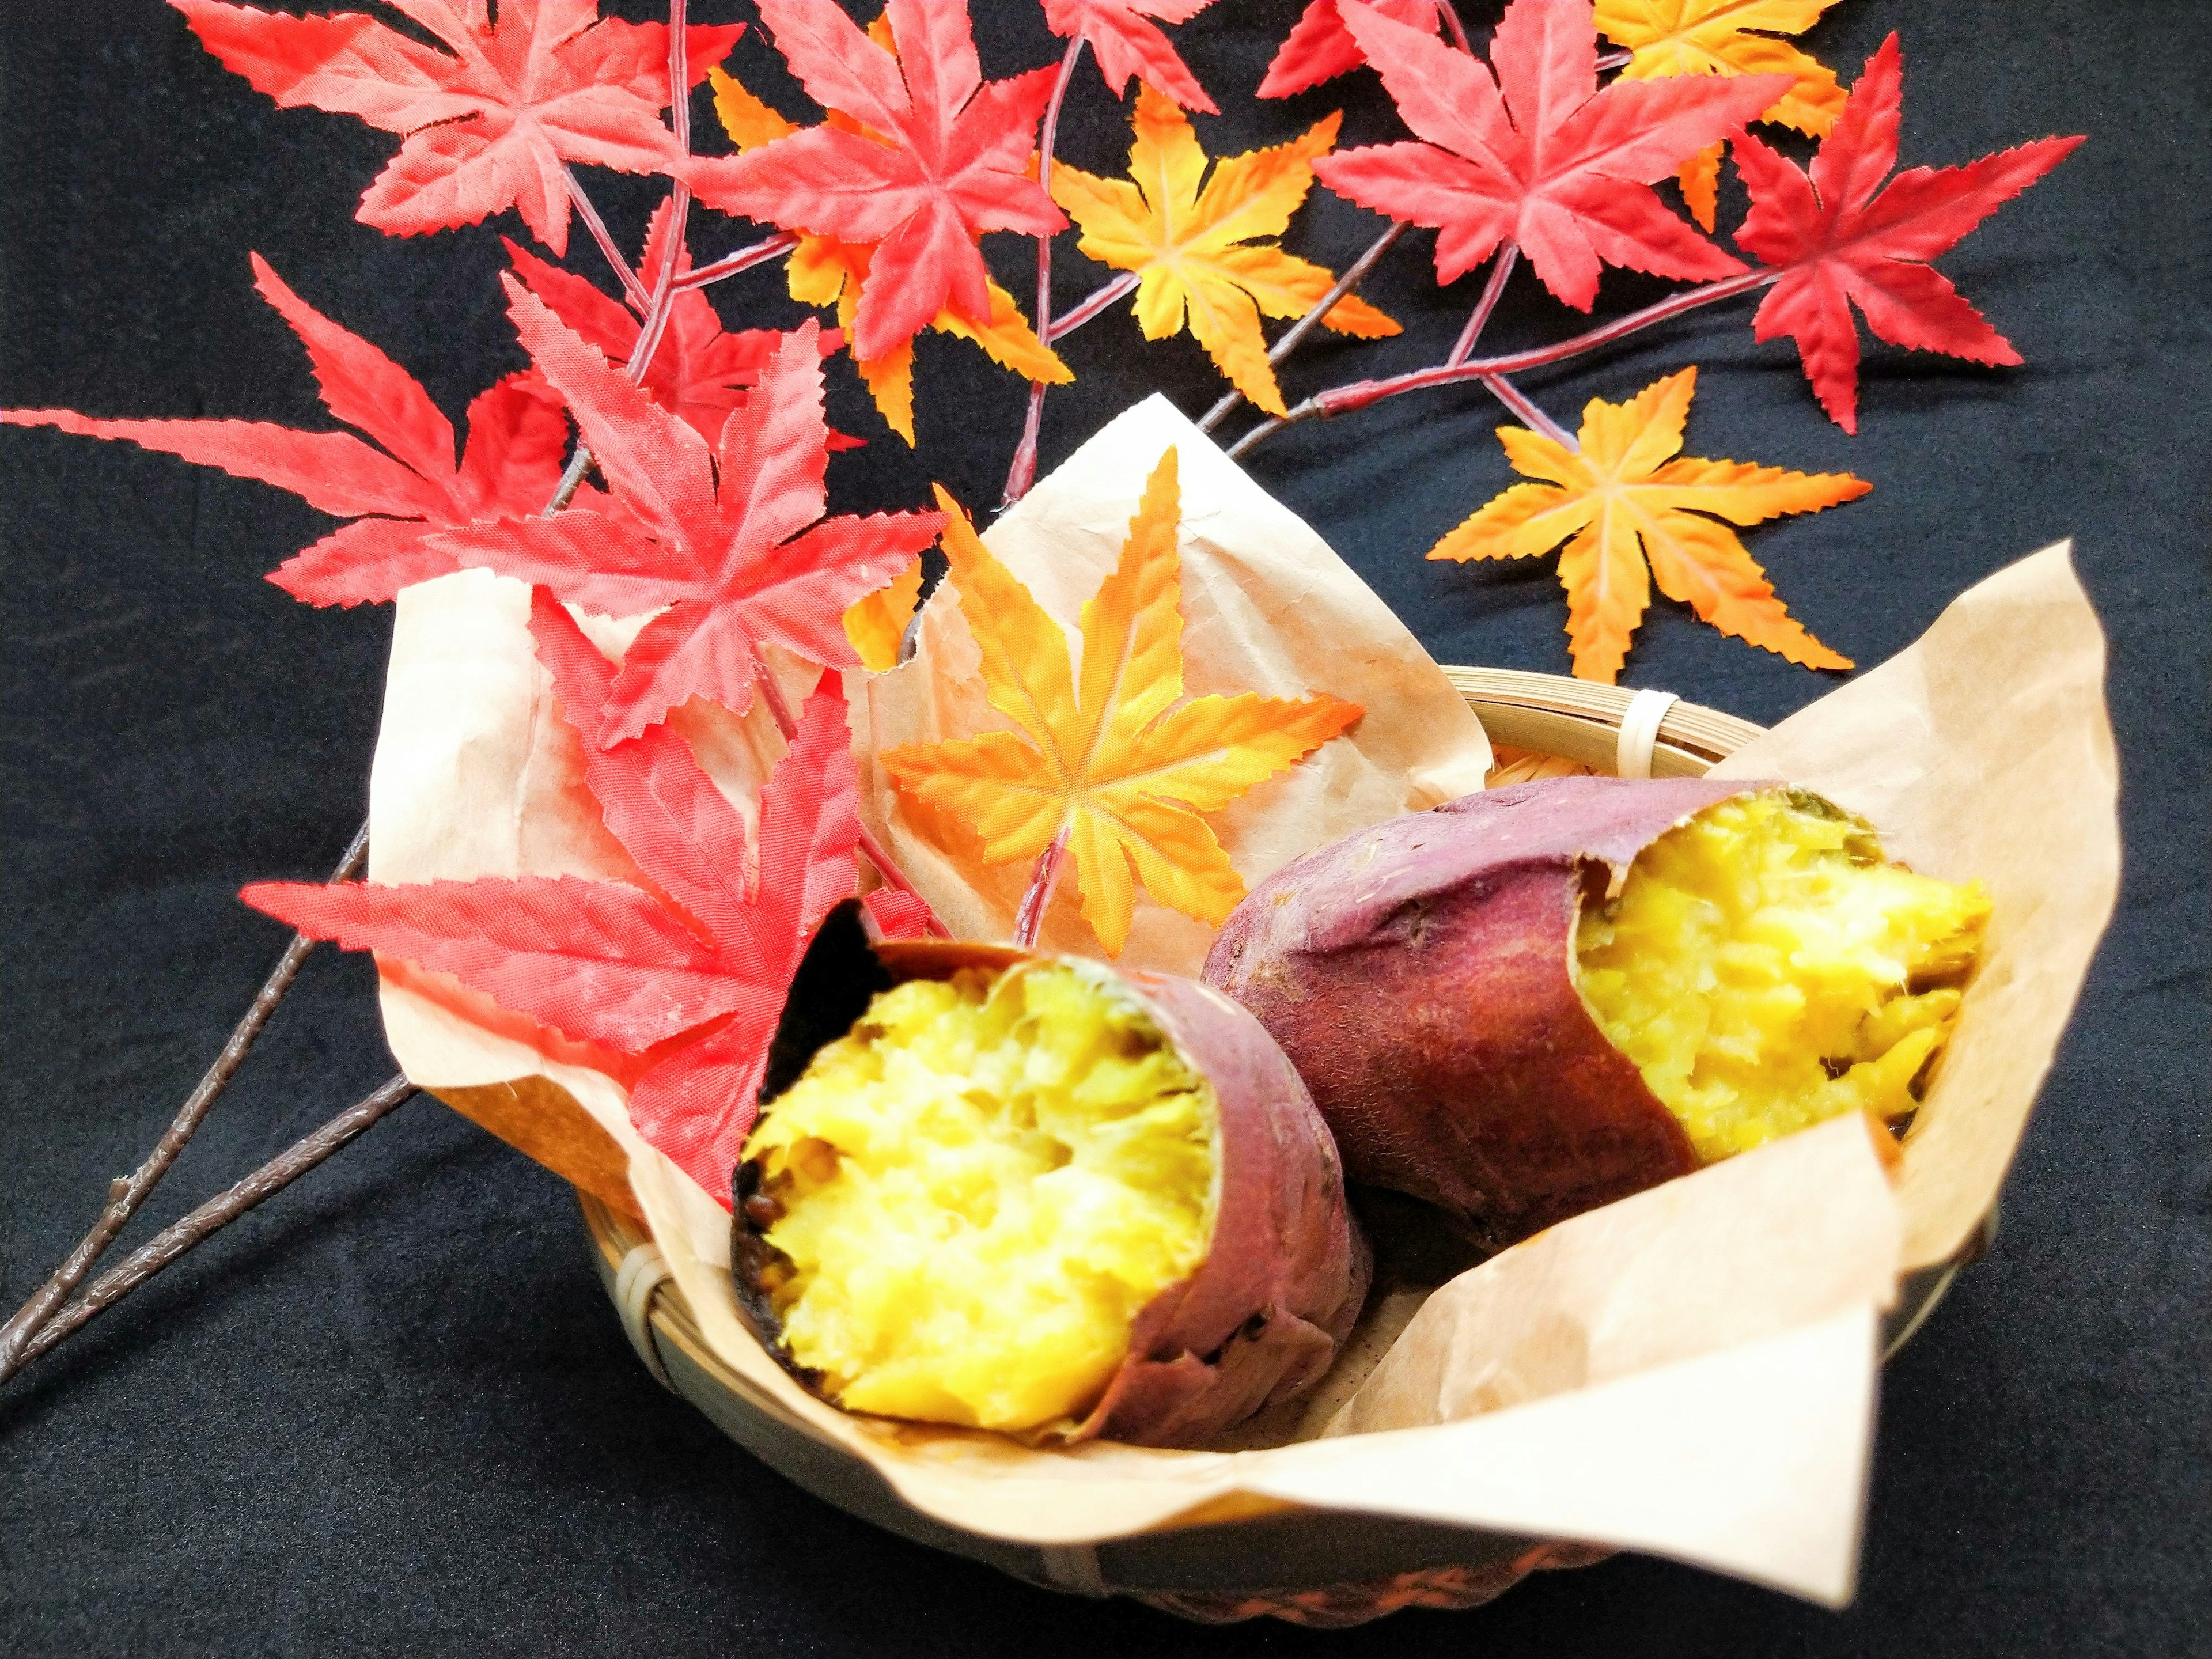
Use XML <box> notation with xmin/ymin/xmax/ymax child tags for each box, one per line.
<box><xmin>842</xmin><ymin>556</ymin><xmax>924</xmax><ymax>672</ymax></box>
<box><xmin>1050</xmin><ymin>86</ymin><xmax>1399</xmax><ymax>417</ymax></box>
<box><xmin>1596</xmin><ymin>0</ymin><xmax>1850</xmax><ymax>231</ymax></box>
<box><xmin>881</xmin><ymin>449</ymin><xmax>1362</xmax><ymax>956</ymax></box>
<box><xmin>707</xmin><ymin>63</ymin><xmax>1070</xmax><ymax>446</ymax></box>
<box><xmin>1430</xmin><ymin>366</ymin><xmax>1866</xmax><ymax>684</ymax></box>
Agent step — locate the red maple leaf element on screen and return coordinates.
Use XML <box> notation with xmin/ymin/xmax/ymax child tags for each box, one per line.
<box><xmin>171</xmin><ymin>0</ymin><xmax>743</xmax><ymax>255</ymax></box>
<box><xmin>1</xmin><ymin>254</ymin><xmax>567</xmax><ymax>608</ymax></box>
<box><xmin>1312</xmin><ymin>0</ymin><xmax>1792</xmax><ymax>309</ymax></box>
<box><xmin>430</xmin><ymin>278</ymin><xmax>945</xmax><ymax>745</ymax></box>
<box><xmin>1043</xmin><ymin>0</ymin><xmax>1220</xmax><ymax>115</ymax></box>
<box><xmin>1732</xmin><ymin>34</ymin><xmax>2082</xmax><ymax>433</ymax></box>
<box><xmin>684</xmin><ymin>0</ymin><xmax>1065</xmax><ymax>362</ymax></box>
<box><xmin>1257</xmin><ymin>0</ymin><xmax>1445</xmax><ymax>99</ymax></box>
<box><xmin>245</xmin><ymin>594</ymin><xmax>914</xmax><ymax>1202</ymax></box>
<box><xmin>501</xmin><ymin>199</ymin><xmax>859</xmax><ymax>451</ymax></box>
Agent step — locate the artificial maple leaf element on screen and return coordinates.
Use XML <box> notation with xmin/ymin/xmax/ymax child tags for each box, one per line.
<box><xmin>1257</xmin><ymin>0</ymin><xmax>1446</xmax><ymax>99</ymax></box>
<box><xmin>881</xmin><ymin>450</ymin><xmax>1362</xmax><ymax>956</ymax></box>
<box><xmin>430</xmin><ymin>281</ymin><xmax>943</xmax><ymax>745</ymax></box>
<box><xmin>1043</xmin><ymin>0</ymin><xmax>1220</xmax><ymax>115</ymax></box>
<box><xmin>704</xmin><ymin>63</ymin><xmax>1070</xmax><ymax>446</ymax></box>
<box><xmin>245</xmin><ymin>594</ymin><xmax>906</xmax><ymax>1203</ymax></box>
<box><xmin>684</xmin><ymin>0</ymin><xmax>1065</xmax><ymax>362</ymax></box>
<box><xmin>1051</xmin><ymin>90</ymin><xmax>1400</xmax><ymax>417</ymax></box>
<box><xmin>1732</xmin><ymin>34</ymin><xmax>2082</xmax><ymax>433</ymax></box>
<box><xmin>843</xmin><ymin>557</ymin><xmax>925</xmax><ymax>673</ymax></box>
<box><xmin>1429</xmin><ymin>366</ymin><xmax>1865</xmax><ymax>683</ymax></box>
<box><xmin>1</xmin><ymin>254</ymin><xmax>566</xmax><ymax>608</ymax></box>
<box><xmin>172</xmin><ymin>0</ymin><xmax>742</xmax><ymax>256</ymax></box>
<box><xmin>1312</xmin><ymin>0</ymin><xmax>1792</xmax><ymax>310</ymax></box>
<box><xmin>1597</xmin><ymin>0</ymin><xmax>1847</xmax><ymax>232</ymax></box>
<box><xmin>501</xmin><ymin>200</ymin><xmax>858</xmax><ymax>450</ymax></box>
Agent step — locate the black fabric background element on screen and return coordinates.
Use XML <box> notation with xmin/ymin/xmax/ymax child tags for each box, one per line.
<box><xmin>3</xmin><ymin>2</ymin><xmax>2206</xmax><ymax>1653</ymax></box>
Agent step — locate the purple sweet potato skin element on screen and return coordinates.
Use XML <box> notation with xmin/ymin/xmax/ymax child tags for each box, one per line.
<box><xmin>1203</xmin><ymin>776</ymin><xmax>1776</xmax><ymax>1252</ymax></box>
<box><xmin>1074</xmin><ymin>971</ymin><xmax>1370</xmax><ymax>1448</ymax></box>
<box><xmin>734</xmin><ymin>912</ymin><xmax>1367</xmax><ymax>1450</ymax></box>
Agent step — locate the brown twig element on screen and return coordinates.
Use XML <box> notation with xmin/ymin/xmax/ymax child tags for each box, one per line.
<box><xmin>1002</xmin><ymin>35</ymin><xmax>1088</xmax><ymax>508</ymax></box>
<box><xmin>2</xmin><ymin>1075</ymin><xmax>419</xmax><ymax>1382</ymax></box>
<box><xmin>1011</xmin><ymin>826</ymin><xmax>1070</xmax><ymax>949</ymax></box>
<box><xmin>1196</xmin><ymin>221</ymin><xmax>1407</xmax><ymax>434</ymax></box>
<box><xmin>0</xmin><ymin>820</ymin><xmax>370</xmax><ymax>1377</ymax></box>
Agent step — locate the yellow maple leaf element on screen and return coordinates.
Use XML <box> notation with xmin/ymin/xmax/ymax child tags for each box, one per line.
<box><xmin>1051</xmin><ymin>86</ymin><xmax>1399</xmax><ymax>418</ymax></box>
<box><xmin>881</xmin><ymin>449</ymin><xmax>1362</xmax><ymax>956</ymax></box>
<box><xmin>1596</xmin><ymin>0</ymin><xmax>1850</xmax><ymax>230</ymax></box>
<box><xmin>1430</xmin><ymin>367</ymin><xmax>1866</xmax><ymax>684</ymax></box>
<box><xmin>709</xmin><ymin>66</ymin><xmax>1070</xmax><ymax>446</ymax></box>
<box><xmin>842</xmin><ymin>557</ymin><xmax>924</xmax><ymax>673</ymax></box>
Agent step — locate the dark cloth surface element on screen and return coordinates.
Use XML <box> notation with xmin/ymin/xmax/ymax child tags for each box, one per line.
<box><xmin>3</xmin><ymin>2</ymin><xmax>2205</xmax><ymax>1654</ymax></box>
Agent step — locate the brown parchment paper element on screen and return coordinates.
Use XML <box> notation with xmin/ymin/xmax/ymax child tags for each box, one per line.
<box><xmin>366</xmin><ymin>397</ymin><xmax>2115</xmax><ymax>1607</ymax></box>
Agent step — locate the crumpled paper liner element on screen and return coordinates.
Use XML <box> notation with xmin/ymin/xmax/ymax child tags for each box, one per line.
<box><xmin>365</xmin><ymin>387</ymin><xmax>2115</xmax><ymax>1607</ymax></box>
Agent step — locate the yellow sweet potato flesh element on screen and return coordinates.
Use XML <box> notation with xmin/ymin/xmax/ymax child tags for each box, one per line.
<box><xmin>743</xmin><ymin>963</ymin><xmax>1219</xmax><ymax>1433</ymax></box>
<box><xmin>1575</xmin><ymin>792</ymin><xmax>1990</xmax><ymax>1163</ymax></box>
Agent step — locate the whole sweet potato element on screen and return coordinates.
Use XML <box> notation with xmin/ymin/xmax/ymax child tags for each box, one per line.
<box><xmin>1202</xmin><ymin>777</ymin><xmax>1762</xmax><ymax>1252</ymax></box>
<box><xmin>733</xmin><ymin>900</ymin><xmax>1369</xmax><ymax>1449</ymax></box>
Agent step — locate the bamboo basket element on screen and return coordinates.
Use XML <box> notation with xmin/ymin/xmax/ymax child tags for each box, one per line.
<box><xmin>577</xmin><ymin>669</ymin><xmax>1985</xmax><ymax>1627</ymax></box>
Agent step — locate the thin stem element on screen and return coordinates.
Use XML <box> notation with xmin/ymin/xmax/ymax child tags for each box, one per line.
<box><xmin>2</xmin><ymin>1077</ymin><xmax>418</xmax><ymax>1382</ymax></box>
<box><xmin>564</xmin><ymin>166</ymin><xmax>653</xmax><ymax>313</ymax></box>
<box><xmin>1448</xmin><ymin>244</ymin><xmax>1518</xmax><ymax>366</ymax></box>
<box><xmin>0</xmin><ymin>822</ymin><xmax>370</xmax><ymax>1378</ymax></box>
<box><xmin>1011</xmin><ymin>828</ymin><xmax>1069</xmax><ymax>949</ymax></box>
<box><xmin>1597</xmin><ymin>48</ymin><xmax>1633</xmax><ymax>71</ymax></box>
<box><xmin>1438</xmin><ymin>1</ymin><xmax>1474</xmax><ymax>54</ymax></box>
<box><xmin>1002</xmin><ymin>36</ymin><xmax>1087</xmax><ymax>509</ymax></box>
<box><xmin>1198</xmin><ymin>221</ymin><xmax>1407</xmax><ymax>434</ymax></box>
<box><xmin>1225</xmin><ymin>268</ymin><xmax>1777</xmax><ymax>459</ymax></box>
<box><xmin>1480</xmin><ymin>373</ymin><xmax>1577</xmax><ymax>447</ymax></box>
<box><xmin>675</xmin><ymin>232</ymin><xmax>798</xmax><ymax>293</ymax></box>
<box><xmin>1046</xmin><ymin>271</ymin><xmax>1140</xmax><ymax>343</ymax></box>
<box><xmin>750</xmin><ymin>665</ymin><xmax>950</xmax><ymax>938</ymax></box>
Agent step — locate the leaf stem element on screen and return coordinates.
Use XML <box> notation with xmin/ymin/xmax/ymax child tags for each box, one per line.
<box><xmin>1002</xmin><ymin>35</ymin><xmax>1088</xmax><ymax>509</ymax></box>
<box><xmin>749</xmin><ymin>665</ymin><xmax>950</xmax><ymax>938</ymax></box>
<box><xmin>1011</xmin><ymin>828</ymin><xmax>1070</xmax><ymax>949</ymax></box>
<box><xmin>564</xmin><ymin>166</ymin><xmax>654</xmax><ymax>313</ymax></box>
<box><xmin>0</xmin><ymin>822</ymin><xmax>371</xmax><ymax>1380</ymax></box>
<box><xmin>1447</xmin><ymin>244</ymin><xmax>1518</xmax><ymax>366</ymax></box>
<box><xmin>1224</xmin><ymin>268</ymin><xmax>1777</xmax><ymax>459</ymax></box>
<box><xmin>1196</xmin><ymin>221</ymin><xmax>1406</xmax><ymax>434</ymax></box>
<box><xmin>1438</xmin><ymin>1</ymin><xmax>1475</xmax><ymax>55</ymax></box>
<box><xmin>675</xmin><ymin>232</ymin><xmax>799</xmax><ymax>293</ymax></box>
<box><xmin>1046</xmin><ymin>271</ymin><xmax>1141</xmax><ymax>343</ymax></box>
<box><xmin>2</xmin><ymin>1075</ymin><xmax>418</xmax><ymax>1383</ymax></box>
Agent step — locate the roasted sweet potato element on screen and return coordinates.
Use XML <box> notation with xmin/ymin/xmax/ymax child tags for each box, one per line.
<box><xmin>1203</xmin><ymin>778</ymin><xmax>1988</xmax><ymax>1251</ymax></box>
<box><xmin>732</xmin><ymin>902</ymin><xmax>1369</xmax><ymax>1448</ymax></box>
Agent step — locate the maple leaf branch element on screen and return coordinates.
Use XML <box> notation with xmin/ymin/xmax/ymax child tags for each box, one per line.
<box><xmin>1</xmin><ymin>1074</ymin><xmax>418</xmax><ymax>1384</ymax></box>
<box><xmin>0</xmin><ymin>820</ymin><xmax>370</xmax><ymax>1380</ymax></box>
<box><xmin>1003</xmin><ymin>35</ymin><xmax>1089</xmax><ymax>510</ymax></box>
<box><xmin>750</xmin><ymin>665</ymin><xmax>948</xmax><ymax>939</ymax></box>
<box><xmin>1046</xmin><ymin>271</ymin><xmax>1142</xmax><ymax>343</ymax></box>
<box><xmin>1010</xmin><ymin>825</ymin><xmax>1071</xmax><ymax>950</ymax></box>
<box><xmin>1225</xmin><ymin>268</ymin><xmax>1779</xmax><ymax>460</ymax></box>
<box><xmin>675</xmin><ymin>232</ymin><xmax>801</xmax><ymax>293</ymax></box>
<box><xmin>564</xmin><ymin>165</ymin><xmax>655</xmax><ymax>313</ymax></box>
<box><xmin>1196</xmin><ymin>221</ymin><xmax>1407</xmax><ymax>434</ymax></box>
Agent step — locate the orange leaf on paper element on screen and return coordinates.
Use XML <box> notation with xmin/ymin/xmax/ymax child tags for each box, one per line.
<box><xmin>843</xmin><ymin>556</ymin><xmax>924</xmax><ymax>672</ymax></box>
<box><xmin>1430</xmin><ymin>366</ymin><xmax>1865</xmax><ymax>683</ymax></box>
<box><xmin>1597</xmin><ymin>0</ymin><xmax>1849</xmax><ymax>230</ymax></box>
<box><xmin>881</xmin><ymin>449</ymin><xmax>1362</xmax><ymax>956</ymax></box>
<box><xmin>707</xmin><ymin>64</ymin><xmax>1069</xmax><ymax>446</ymax></box>
<box><xmin>1051</xmin><ymin>88</ymin><xmax>1399</xmax><ymax>418</ymax></box>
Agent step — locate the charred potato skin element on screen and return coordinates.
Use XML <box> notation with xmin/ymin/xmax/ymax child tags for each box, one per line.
<box><xmin>1202</xmin><ymin>777</ymin><xmax>1775</xmax><ymax>1253</ymax></box>
<box><xmin>732</xmin><ymin>902</ymin><xmax>1369</xmax><ymax>1449</ymax></box>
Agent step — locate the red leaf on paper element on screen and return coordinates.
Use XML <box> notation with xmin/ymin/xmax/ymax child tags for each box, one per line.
<box><xmin>1042</xmin><ymin>0</ymin><xmax>1221</xmax><ymax>114</ymax></box>
<box><xmin>244</xmin><ymin>597</ymin><xmax>890</xmax><ymax>1203</ymax></box>
<box><xmin>1732</xmin><ymin>34</ymin><xmax>2083</xmax><ymax>433</ymax></box>
<box><xmin>1311</xmin><ymin>0</ymin><xmax>1792</xmax><ymax>310</ymax></box>
<box><xmin>684</xmin><ymin>0</ymin><xmax>1064</xmax><ymax>361</ymax></box>
<box><xmin>1258</xmin><ymin>0</ymin><xmax>1445</xmax><ymax>99</ymax></box>
<box><xmin>431</xmin><ymin>278</ymin><xmax>945</xmax><ymax>744</ymax></box>
<box><xmin>1</xmin><ymin>255</ymin><xmax>566</xmax><ymax>607</ymax></box>
<box><xmin>502</xmin><ymin>200</ymin><xmax>859</xmax><ymax>450</ymax></box>
<box><xmin>171</xmin><ymin>0</ymin><xmax>742</xmax><ymax>255</ymax></box>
